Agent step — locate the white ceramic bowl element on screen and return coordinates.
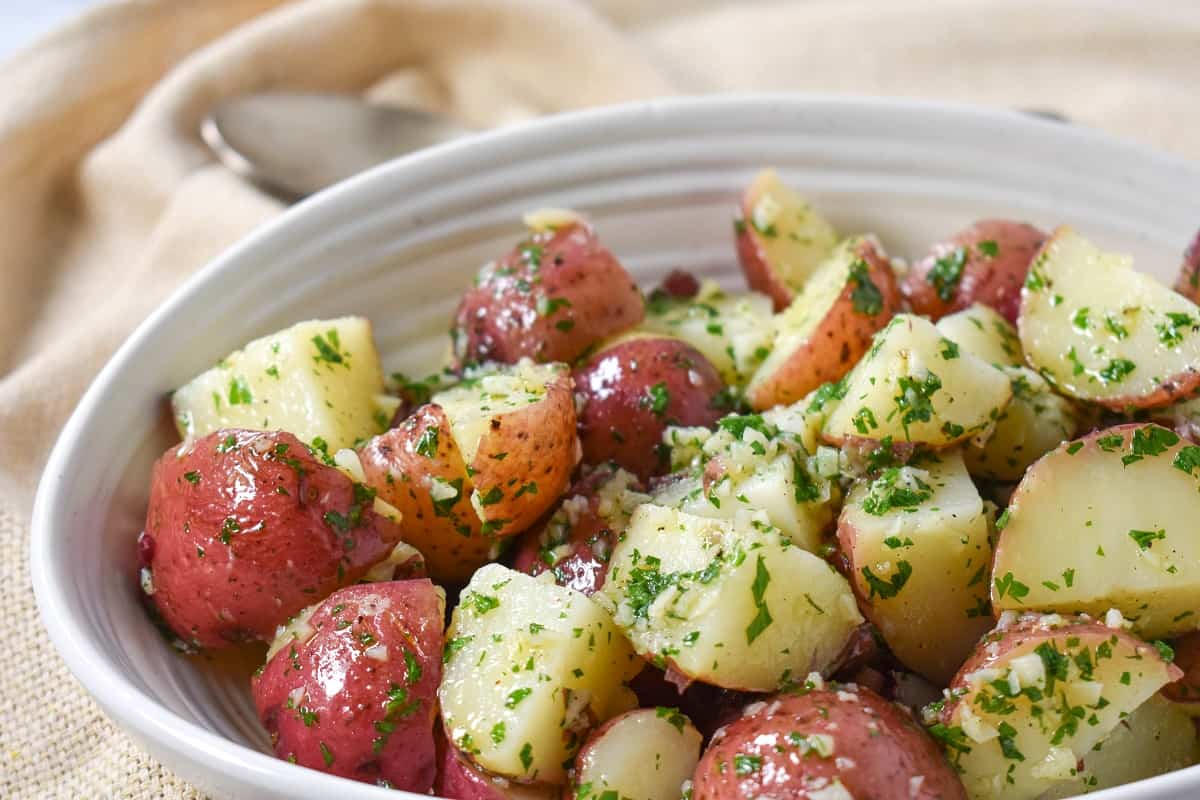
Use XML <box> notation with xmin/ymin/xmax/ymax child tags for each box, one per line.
<box><xmin>31</xmin><ymin>95</ymin><xmax>1200</xmax><ymax>799</ymax></box>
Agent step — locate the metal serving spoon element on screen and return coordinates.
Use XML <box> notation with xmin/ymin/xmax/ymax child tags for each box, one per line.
<box><xmin>203</xmin><ymin>92</ymin><xmax>1068</xmax><ymax>201</ymax></box>
<box><xmin>201</xmin><ymin>92</ymin><xmax>471</xmax><ymax>201</ymax></box>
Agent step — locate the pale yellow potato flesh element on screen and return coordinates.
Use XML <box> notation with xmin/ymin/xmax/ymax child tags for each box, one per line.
<box><xmin>935</xmin><ymin>303</ymin><xmax>1024</xmax><ymax>367</ymax></box>
<box><xmin>991</xmin><ymin>424</ymin><xmax>1200</xmax><ymax>638</ymax></box>
<box><xmin>742</xmin><ymin>168</ymin><xmax>839</xmax><ymax>290</ymax></box>
<box><xmin>432</xmin><ymin>360</ymin><xmax>556</xmax><ymax>466</ymax></box>
<box><xmin>822</xmin><ymin>314</ymin><xmax>1013</xmax><ymax>446</ymax></box>
<box><xmin>439</xmin><ymin>565</ymin><xmax>640</xmax><ymax>785</ymax></box>
<box><xmin>571</xmin><ymin>708</ymin><xmax>702</xmax><ymax>800</ymax></box>
<box><xmin>1019</xmin><ymin>227</ymin><xmax>1200</xmax><ymax>408</ymax></box>
<box><xmin>638</xmin><ymin>281</ymin><xmax>774</xmax><ymax>385</ymax></box>
<box><xmin>944</xmin><ymin>619</ymin><xmax>1176</xmax><ymax>800</ymax></box>
<box><xmin>964</xmin><ymin>367</ymin><xmax>1079</xmax><ymax>482</ymax></box>
<box><xmin>172</xmin><ymin>317</ymin><xmax>394</xmax><ymax>450</ymax></box>
<box><xmin>597</xmin><ymin>504</ymin><xmax>863</xmax><ymax>692</ymax></box>
<box><xmin>1039</xmin><ymin>696</ymin><xmax>1200</xmax><ymax>798</ymax></box>
<box><xmin>838</xmin><ymin>449</ymin><xmax>993</xmax><ymax>684</ymax></box>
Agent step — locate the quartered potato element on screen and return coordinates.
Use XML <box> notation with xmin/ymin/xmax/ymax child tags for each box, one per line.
<box><xmin>358</xmin><ymin>360</ymin><xmax>578</xmax><ymax>582</ymax></box>
<box><xmin>963</xmin><ymin>367</ymin><xmax>1078</xmax><ymax>482</ymax></box>
<box><xmin>597</xmin><ymin>503</ymin><xmax>864</xmax><ymax>692</ymax></box>
<box><xmin>990</xmin><ymin>423</ymin><xmax>1200</xmax><ymax>638</ymax></box>
<box><xmin>838</xmin><ymin>449</ymin><xmax>994</xmax><ymax>685</ymax></box>
<box><xmin>934</xmin><ymin>613</ymin><xmax>1179</xmax><ymax>800</ymax></box>
<box><xmin>734</xmin><ymin>168</ymin><xmax>839</xmax><ymax>310</ymax></box>
<box><xmin>439</xmin><ymin>565</ymin><xmax>640</xmax><ymax>785</ymax></box>
<box><xmin>695</xmin><ymin>684</ymin><xmax>966</xmax><ymax>800</ymax></box>
<box><xmin>172</xmin><ymin>317</ymin><xmax>395</xmax><ymax>451</ymax></box>
<box><xmin>904</xmin><ymin>220</ymin><xmax>1046</xmax><ymax>323</ymax></box>
<box><xmin>747</xmin><ymin>235</ymin><xmax>901</xmax><ymax>411</ymax></box>
<box><xmin>1019</xmin><ymin>227</ymin><xmax>1200</xmax><ymax>409</ymax></box>
<box><xmin>568</xmin><ymin>708</ymin><xmax>702</xmax><ymax>800</ymax></box>
<box><xmin>639</xmin><ymin>280</ymin><xmax>775</xmax><ymax>386</ymax></box>
<box><xmin>822</xmin><ymin>314</ymin><xmax>1013</xmax><ymax>447</ymax></box>
<box><xmin>935</xmin><ymin>303</ymin><xmax>1024</xmax><ymax>368</ymax></box>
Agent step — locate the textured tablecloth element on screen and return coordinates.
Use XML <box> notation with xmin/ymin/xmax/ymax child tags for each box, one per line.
<box><xmin>3</xmin><ymin>1</ymin><xmax>1198</xmax><ymax>796</ymax></box>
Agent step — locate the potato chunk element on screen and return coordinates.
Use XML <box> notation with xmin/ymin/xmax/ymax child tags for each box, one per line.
<box><xmin>439</xmin><ymin>565</ymin><xmax>639</xmax><ymax>785</ymax></box>
<box><xmin>935</xmin><ymin>303</ymin><xmax>1024</xmax><ymax>367</ymax></box>
<box><xmin>936</xmin><ymin>614</ymin><xmax>1179</xmax><ymax>800</ymax></box>
<box><xmin>1019</xmin><ymin>227</ymin><xmax>1200</xmax><ymax>409</ymax></box>
<box><xmin>172</xmin><ymin>317</ymin><xmax>394</xmax><ymax>450</ymax></box>
<box><xmin>822</xmin><ymin>314</ymin><xmax>1013</xmax><ymax>447</ymax></box>
<box><xmin>569</xmin><ymin>708</ymin><xmax>701</xmax><ymax>800</ymax></box>
<box><xmin>598</xmin><ymin>504</ymin><xmax>863</xmax><ymax>692</ymax></box>
<box><xmin>991</xmin><ymin>423</ymin><xmax>1200</xmax><ymax>638</ymax></box>
<box><xmin>838</xmin><ymin>449</ymin><xmax>993</xmax><ymax>684</ymax></box>
<box><xmin>963</xmin><ymin>367</ymin><xmax>1079</xmax><ymax>481</ymax></box>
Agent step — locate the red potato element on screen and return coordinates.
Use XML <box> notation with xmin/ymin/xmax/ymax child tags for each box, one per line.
<box><xmin>437</xmin><ymin>744</ymin><xmax>556</xmax><ymax>800</ymax></box>
<box><xmin>511</xmin><ymin>464</ymin><xmax>645</xmax><ymax>596</ymax></box>
<box><xmin>574</xmin><ymin>335</ymin><xmax>725</xmax><ymax>479</ymax></box>
<box><xmin>746</xmin><ymin>236</ymin><xmax>900</xmax><ymax>411</ymax></box>
<box><xmin>694</xmin><ymin>685</ymin><xmax>965</xmax><ymax>800</ymax></box>
<box><xmin>451</xmin><ymin>221</ymin><xmax>644</xmax><ymax>367</ymax></box>
<box><xmin>903</xmin><ymin>220</ymin><xmax>1046</xmax><ymax>323</ymax></box>
<box><xmin>568</xmin><ymin>708</ymin><xmax>702</xmax><ymax>800</ymax></box>
<box><xmin>735</xmin><ymin>168</ymin><xmax>839</xmax><ymax>310</ymax></box>
<box><xmin>1162</xmin><ymin>630</ymin><xmax>1200</xmax><ymax>712</ymax></box>
<box><xmin>1174</xmin><ymin>228</ymin><xmax>1200</xmax><ymax>303</ymax></box>
<box><xmin>252</xmin><ymin>580</ymin><xmax>444</xmax><ymax>790</ymax></box>
<box><xmin>140</xmin><ymin>429</ymin><xmax>403</xmax><ymax>649</ymax></box>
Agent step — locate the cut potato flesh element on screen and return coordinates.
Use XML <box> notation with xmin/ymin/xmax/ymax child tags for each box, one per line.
<box><xmin>1019</xmin><ymin>227</ymin><xmax>1200</xmax><ymax>409</ymax></box>
<box><xmin>439</xmin><ymin>565</ymin><xmax>640</xmax><ymax>785</ymax></box>
<box><xmin>838</xmin><ymin>449</ymin><xmax>994</xmax><ymax>684</ymax></box>
<box><xmin>964</xmin><ymin>367</ymin><xmax>1079</xmax><ymax>482</ymax></box>
<box><xmin>740</xmin><ymin>168</ymin><xmax>839</xmax><ymax>293</ymax></box>
<box><xmin>942</xmin><ymin>618</ymin><xmax>1177</xmax><ymax>800</ymax></box>
<box><xmin>1038</xmin><ymin>695</ymin><xmax>1200</xmax><ymax>798</ymax></box>
<box><xmin>639</xmin><ymin>281</ymin><xmax>774</xmax><ymax>385</ymax></box>
<box><xmin>598</xmin><ymin>504</ymin><xmax>863</xmax><ymax>692</ymax></box>
<box><xmin>991</xmin><ymin>423</ymin><xmax>1200</xmax><ymax>638</ymax></box>
<box><xmin>936</xmin><ymin>303</ymin><xmax>1024</xmax><ymax>368</ymax></box>
<box><xmin>571</xmin><ymin>708</ymin><xmax>702</xmax><ymax>800</ymax></box>
<box><xmin>822</xmin><ymin>314</ymin><xmax>1013</xmax><ymax>447</ymax></box>
<box><xmin>172</xmin><ymin>317</ymin><xmax>393</xmax><ymax>450</ymax></box>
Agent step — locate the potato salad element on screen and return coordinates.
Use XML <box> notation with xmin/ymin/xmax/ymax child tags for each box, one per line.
<box><xmin>134</xmin><ymin>172</ymin><xmax>1200</xmax><ymax>799</ymax></box>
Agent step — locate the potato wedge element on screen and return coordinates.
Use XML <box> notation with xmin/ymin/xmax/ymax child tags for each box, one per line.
<box><xmin>838</xmin><ymin>449</ymin><xmax>994</xmax><ymax>685</ymax></box>
<box><xmin>597</xmin><ymin>504</ymin><xmax>864</xmax><ymax>692</ymax></box>
<box><xmin>935</xmin><ymin>614</ymin><xmax>1180</xmax><ymax>800</ymax></box>
<box><xmin>695</xmin><ymin>684</ymin><xmax>966</xmax><ymax>800</ymax></box>
<box><xmin>990</xmin><ymin>423</ymin><xmax>1200</xmax><ymax>638</ymax></box>
<box><xmin>172</xmin><ymin>317</ymin><xmax>395</xmax><ymax>451</ymax></box>
<box><xmin>935</xmin><ymin>303</ymin><xmax>1024</xmax><ymax>368</ymax></box>
<box><xmin>1019</xmin><ymin>227</ymin><xmax>1200</xmax><ymax>409</ymax></box>
<box><xmin>903</xmin><ymin>220</ymin><xmax>1046</xmax><ymax>323</ymax></box>
<box><xmin>963</xmin><ymin>367</ymin><xmax>1078</xmax><ymax>482</ymax></box>
<box><xmin>734</xmin><ymin>168</ymin><xmax>839</xmax><ymax>310</ymax></box>
<box><xmin>639</xmin><ymin>281</ymin><xmax>774</xmax><ymax>386</ymax></box>
<box><xmin>1173</xmin><ymin>227</ymin><xmax>1200</xmax><ymax>303</ymax></box>
<box><xmin>746</xmin><ymin>236</ymin><xmax>901</xmax><ymax>411</ymax></box>
<box><xmin>568</xmin><ymin>708</ymin><xmax>702</xmax><ymax>800</ymax></box>
<box><xmin>439</xmin><ymin>565</ymin><xmax>640</xmax><ymax>785</ymax></box>
<box><xmin>822</xmin><ymin>314</ymin><xmax>1013</xmax><ymax>447</ymax></box>
<box><xmin>1039</xmin><ymin>695</ymin><xmax>1200</xmax><ymax>798</ymax></box>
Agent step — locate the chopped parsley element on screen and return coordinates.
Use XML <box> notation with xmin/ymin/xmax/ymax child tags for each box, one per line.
<box><xmin>993</xmin><ymin>571</ymin><xmax>1029</xmax><ymax>602</ymax></box>
<box><xmin>848</xmin><ymin>258</ymin><xmax>884</xmax><ymax>316</ymax></box>
<box><xmin>861</xmin><ymin>560</ymin><xmax>912</xmax><ymax>600</ymax></box>
<box><xmin>745</xmin><ymin>555</ymin><xmax>773</xmax><ymax>644</ymax></box>
<box><xmin>927</xmin><ymin>246</ymin><xmax>967</xmax><ymax>302</ymax></box>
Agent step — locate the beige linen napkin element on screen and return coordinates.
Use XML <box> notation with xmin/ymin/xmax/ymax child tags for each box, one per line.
<box><xmin>2</xmin><ymin>0</ymin><xmax>1197</xmax><ymax>796</ymax></box>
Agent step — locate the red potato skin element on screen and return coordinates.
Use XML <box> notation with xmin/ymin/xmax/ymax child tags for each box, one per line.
<box><xmin>252</xmin><ymin>580</ymin><xmax>443</xmax><ymax>791</ymax></box>
<box><xmin>903</xmin><ymin>220</ymin><xmax>1046</xmax><ymax>323</ymax></box>
<box><xmin>574</xmin><ymin>336</ymin><xmax>725</xmax><ymax>479</ymax></box>
<box><xmin>451</xmin><ymin>223</ymin><xmax>644</xmax><ymax>367</ymax></box>
<box><xmin>1162</xmin><ymin>630</ymin><xmax>1200</xmax><ymax>706</ymax></box>
<box><xmin>141</xmin><ymin>429</ymin><xmax>403</xmax><ymax>648</ymax></box>
<box><xmin>1174</xmin><ymin>228</ymin><xmax>1200</xmax><ymax>303</ymax></box>
<box><xmin>436</xmin><ymin>739</ymin><xmax>556</xmax><ymax>800</ymax></box>
<box><xmin>628</xmin><ymin>665</ymin><xmax>755</xmax><ymax>740</ymax></box>
<box><xmin>359</xmin><ymin>407</ymin><xmax>490</xmax><ymax>585</ymax></box>
<box><xmin>511</xmin><ymin>465</ymin><xmax>641</xmax><ymax>596</ymax></box>
<box><xmin>736</xmin><ymin>217</ymin><xmax>794</xmax><ymax>311</ymax></box>
<box><xmin>694</xmin><ymin>687</ymin><xmax>965</xmax><ymax>800</ymax></box>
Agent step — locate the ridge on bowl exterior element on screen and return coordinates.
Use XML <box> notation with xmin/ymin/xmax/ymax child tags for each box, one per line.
<box><xmin>30</xmin><ymin>94</ymin><xmax>1200</xmax><ymax>800</ymax></box>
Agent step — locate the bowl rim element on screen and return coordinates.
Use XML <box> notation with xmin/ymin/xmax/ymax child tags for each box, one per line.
<box><xmin>30</xmin><ymin>92</ymin><xmax>1200</xmax><ymax>799</ymax></box>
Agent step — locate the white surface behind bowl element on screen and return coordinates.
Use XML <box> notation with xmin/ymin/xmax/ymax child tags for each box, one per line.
<box><xmin>30</xmin><ymin>95</ymin><xmax>1200</xmax><ymax>799</ymax></box>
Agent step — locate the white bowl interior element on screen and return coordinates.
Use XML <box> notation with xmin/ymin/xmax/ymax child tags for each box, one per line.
<box><xmin>32</xmin><ymin>96</ymin><xmax>1200</xmax><ymax>799</ymax></box>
